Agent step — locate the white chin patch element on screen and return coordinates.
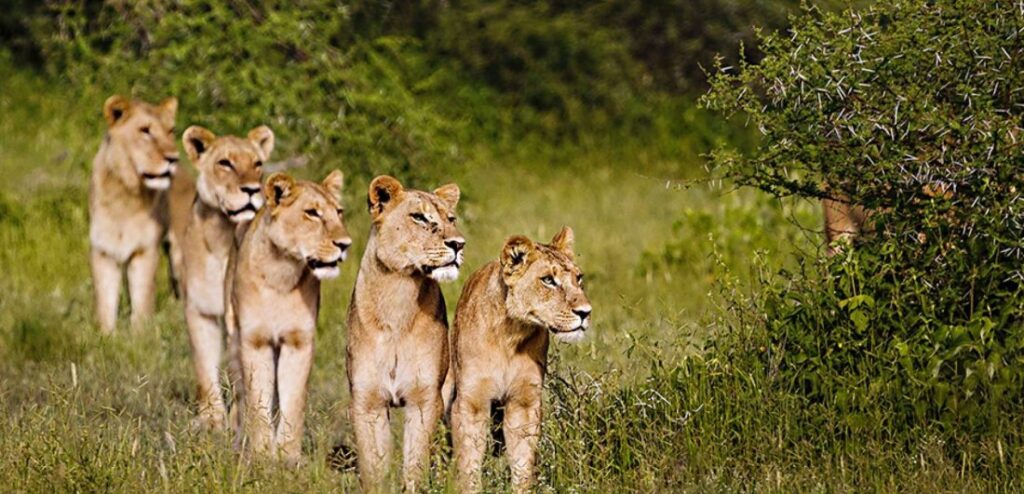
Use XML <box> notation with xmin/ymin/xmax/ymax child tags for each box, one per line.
<box><xmin>312</xmin><ymin>266</ymin><xmax>340</xmax><ymax>280</ymax></box>
<box><xmin>429</xmin><ymin>265</ymin><xmax>460</xmax><ymax>282</ymax></box>
<box><xmin>143</xmin><ymin>177</ymin><xmax>171</xmax><ymax>190</ymax></box>
<box><xmin>553</xmin><ymin>329</ymin><xmax>586</xmax><ymax>343</ymax></box>
<box><xmin>230</xmin><ymin>210</ymin><xmax>256</xmax><ymax>223</ymax></box>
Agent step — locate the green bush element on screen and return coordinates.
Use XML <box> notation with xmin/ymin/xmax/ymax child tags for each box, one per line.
<box><xmin>703</xmin><ymin>0</ymin><xmax>1024</xmax><ymax>436</ymax></box>
<box><xmin>32</xmin><ymin>0</ymin><xmax>464</xmax><ymax>180</ymax></box>
<box><xmin>25</xmin><ymin>0</ymin><xmax>845</xmax><ymax>149</ymax></box>
<box><xmin>429</xmin><ymin>1</ymin><xmax>644</xmax><ymax>138</ymax></box>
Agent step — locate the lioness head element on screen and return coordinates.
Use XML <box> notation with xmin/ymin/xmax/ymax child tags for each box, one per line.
<box><xmin>183</xmin><ymin>125</ymin><xmax>273</xmax><ymax>223</ymax></box>
<box><xmin>500</xmin><ymin>227</ymin><xmax>592</xmax><ymax>342</ymax></box>
<box><xmin>366</xmin><ymin>175</ymin><xmax>465</xmax><ymax>282</ymax></box>
<box><xmin>262</xmin><ymin>171</ymin><xmax>352</xmax><ymax>280</ymax></box>
<box><xmin>103</xmin><ymin>95</ymin><xmax>180</xmax><ymax>190</ymax></box>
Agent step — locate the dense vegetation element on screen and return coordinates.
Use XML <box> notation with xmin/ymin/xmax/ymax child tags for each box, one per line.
<box><xmin>704</xmin><ymin>0</ymin><xmax>1024</xmax><ymax>439</ymax></box>
<box><xmin>1</xmin><ymin>0</ymin><xmax>1023</xmax><ymax>491</ymax></box>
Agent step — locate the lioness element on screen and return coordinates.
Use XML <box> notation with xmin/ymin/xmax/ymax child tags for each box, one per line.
<box><xmin>823</xmin><ymin>195</ymin><xmax>871</xmax><ymax>256</ymax></box>
<box><xmin>89</xmin><ymin>95</ymin><xmax>194</xmax><ymax>332</ymax></box>
<box><xmin>451</xmin><ymin>227</ymin><xmax>591</xmax><ymax>493</ymax></box>
<box><xmin>231</xmin><ymin>171</ymin><xmax>351</xmax><ymax>462</ymax></box>
<box><xmin>346</xmin><ymin>175</ymin><xmax>464</xmax><ymax>491</ymax></box>
<box><xmin>822</xmin><ymin>183</ymin><xmax>951</xmax><ymax>255</ymax></box>
<box><xmin>180</xmin><ymin>125</ymin><xmax>273</xmax><ymax>430</ymax></box>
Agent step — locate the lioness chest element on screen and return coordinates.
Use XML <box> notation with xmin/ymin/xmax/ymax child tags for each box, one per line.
<box><xmin>458</xmin><ymin>336</ymin><xmax>545</xmax><ymax>404</ymax></box>
<box><xmin>89</xmin><ymin>196</ymin><xmax>165</xmax><ymax>262</ymax></box>
<box><xmin>236</xmin><ymin>281</ymin><xmax>319</xmax><ymax>344</ymax></box>
<box><xmin>185</xmin><ymin>252</ymin><xmax>230</xmax><ymax>316</ymax></box>
<box><xmin>183</xmin><ymin>217</ymin><xmax>235</xmax><ymax>316</ymax></box>
<box><xmin>89</xmin><ymin>168</ymin><xmax>167</xmax><ymax>262</ymax></box>
<box><xmin>349</xmin><ymin>308</ymin><xmax>448</xmax><ymax>404</ymax></box>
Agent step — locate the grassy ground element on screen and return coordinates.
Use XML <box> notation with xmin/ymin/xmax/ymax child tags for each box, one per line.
<box><xmin>2</xmin><ymin>62</ymin><xmax>1019</xmax><ymax>492</ymax></box>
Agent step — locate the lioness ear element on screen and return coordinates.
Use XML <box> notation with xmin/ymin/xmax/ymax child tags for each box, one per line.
<box><xmin>501</xmin><ymin>235</ymin><xmax>536</xmax><ymax>280</ymax></box>
<box><xmin>103</xmin><ymin>95</ymin><xmax>131</xmax><ymax>127</ymax></box>
<box><xmin>264</xmin><ymin>172</ymin><xmax>297</xmax><ymax>209</ymax></box>
<box><xmin>247</xmin><ymin>125</ymin><xmax>275</xmax><ymax>159</ymax></box>
<box><xmin>182</xmin><ymin>126</ymin><xmax>216</xmax><ymax>163</ymax></box>
<box><xmin>550</xmin><ymin>226</ymin><xmax>575</xmax><ymax>260</ymax></box>
<box><xmin>433</xmin><ymin>183</ymin><xmax>460</xmax><ymax>209</ymax></box>
<box><xmin>159</xmin><ymin>97</ymin><xmax>178</xmax><ymax>118</ymax></box>
<box><xmin>322</xmin><ymin>169</ymin><xmax>344</xmax><ymax>202</ymax></box>
<box><xmin>367</xmin><ymin>175</ymin><xmax>404</xmax><ymax>219</ymax></box>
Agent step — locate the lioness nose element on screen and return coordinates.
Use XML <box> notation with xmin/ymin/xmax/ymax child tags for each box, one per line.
<box><xmin>334</xmin><ymin>239</ymin><xmax>352</xmax><ymax>252</ymax></box>
<box><xmin>573</xmin><ymin>306</ymin><xmax>592</xmax><ymax>322</ymax></box>
<box><xmin>241</xmin><ymin>185</ymin><xmax>260</xmax><ymax>196</ymax></box>
<box><xmin>445</xmin><ymin>238</ymin><xmax>465</xmax><ymax>253</ymax></box>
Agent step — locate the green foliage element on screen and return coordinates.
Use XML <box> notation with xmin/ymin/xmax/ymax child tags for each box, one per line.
<box><xmin>32</xmin><ymin>0</ymin><xmax>464</xmax><ymax>180</ymax></box>
<box><xmin>430</xmin><ymin>1</ymin><xmax>644</xmax><ymax>137</ymax></box>
<box><xmin>21</xmin><ymin>0</ymin><xmax>859</xmax><ymax>152</ymax></box>
<box><xmin>568</xmin><ymin>0</ymin><xmax>800</xmax><ymax>93</ymax></box>
<box><xmin>703</xmin><ymin>0</ymin><xmax>1024</xmax><ymax>436</ymax></box>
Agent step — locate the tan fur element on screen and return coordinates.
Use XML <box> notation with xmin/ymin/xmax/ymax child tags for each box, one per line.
<box><xmin>167</xmin><ymin>168</ymin><xmax>196</xmax><ymax>297</ymax></box>
<box><xmin>180</xmin><ymin>125</ymin><xmax>273</xmax><ymax>430</ymax></box>
<box><xmin>822</xmin><ymin>183</ymin><xmax>951</xmax><ymax>255</ymax></box>
<box><xmin>822</xmin><ymin>195</ymin><xmax>872</xmax><ymax>256</ymax></box>
<box><xmin>451</xmin><ymin>227</ymin><xmax>592</xmax><ymax>493</ymax></box>
<box><xmin>88</xmin><ymin>94</ymin><xmax>193</xmax><ymax>332</ymax></box>
<box><xmin>229</xmin><ymin>171</ymin><xmax>351</xmax><ymax>463</ymax></box>
<box><xmin>346</xmin><ymin>175</ymin><xmax>465</xmax><ymax>491</ymax></box>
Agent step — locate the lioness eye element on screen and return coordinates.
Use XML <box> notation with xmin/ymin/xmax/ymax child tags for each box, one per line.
<box><xmin>254</xmin><ymin>160</ymin><xmax>263</xmax><ymax>168</ymax></box>
<box><xmin>336</xmin><ymin>208</ymin><xmax>344</xmax><ymax>216</ymax></box>
<box><xmin>168</xmin><ymin>127</ymin><xmax>175</xmax><ymax>136</ymax></box>
<box><xmin>577</xmin><ymin>274</ymin><xmax>584</xmax><ymax>285</ymax></box>
<box><xmin>541</xmin><ymin>275</ymin><xmax>557</xmax><ymax>287</ymax></box>
<box><xmin>305</xmin><ymin>209</ymin><xmax>320</xmax><ymax>218</ymax></box>
<box><xmin>448</xmin><ymin>216</ymin><xmax>457</xmax><ymax>224</ymax></box>
<box><xmin>218</xmin><ymin>159</ymin><xmax>234</xmax><ymax>169</ymax></box>
<box><xmin>140</xmin><ymin>126</ymin><xmax>151</xmax><ymax>135</ymax></box>
<box><xmin>411</xmin><ymin>212</ymin><xmax>428</xmax><ymax>223</ymax></box>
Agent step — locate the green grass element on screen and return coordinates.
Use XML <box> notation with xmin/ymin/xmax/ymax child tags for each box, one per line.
<box><xmin>1</xmin><ymin>60</ymin><xmax>1022</xmax><ymax>492</ymax></box>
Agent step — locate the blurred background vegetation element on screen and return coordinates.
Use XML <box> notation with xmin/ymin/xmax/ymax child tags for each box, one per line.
<box><xmin>2</xmin><ymin>0</ymin><xmax>1023</xmax><ymax>491</ymax></box>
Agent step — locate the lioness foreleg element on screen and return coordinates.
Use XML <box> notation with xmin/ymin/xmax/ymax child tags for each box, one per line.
<box><xmin>185</xmin><ymin>305</ymin><xmax>227</xmax><ymax>429</ymax></box>
<box><xmin>90</xmin><ymin>248</ymin><xmax>121</xmax><ymax>333</ymax></box>
<box><xmin>126</xmin><ymin>246</ymin><xmax>159</xmax><ymax>328</ymax></box>
<box><xmin>352</xmin><ymin>392</ymin><xmax>393</xmax><ymax>490</ymax></box>
<box><xmin>401</xmin><ymin>390</ymin><xmax>442</xmax><ymax>491</ymax></box>
<box><xmin>274</xmin><ymin>332</ymin><xmax>314</xmax><ymax>463</ymax></box>
<box><xmin>241</xmin><ymin>338</ymin><xmax>276</xmax><ymax>455</ymax></box>
<box><xmin>452</xmin><ymin>395</ymin><xmax>491</xmax><ymax>493</ymax></box>
<box><xmin>504</xmin><ymin>397</ymin><xmax>542</xmax><ymax>494</ymax></box>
